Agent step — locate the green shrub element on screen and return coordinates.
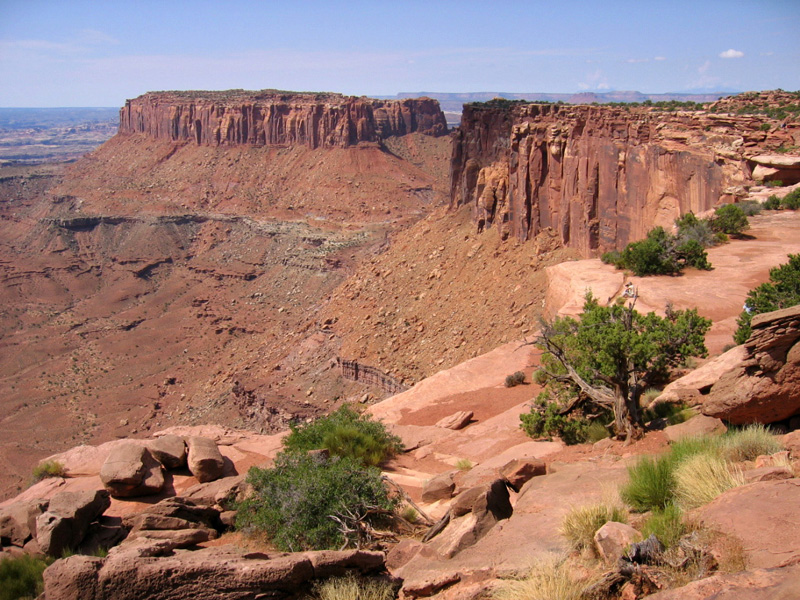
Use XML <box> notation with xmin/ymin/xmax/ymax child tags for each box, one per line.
<box><xmin>621</xmin><ymin>232</ymin><xmax>678</xmax><ymax>276</ymax></box>
<box><xmin>781</xmin><ymin>188</ymin><xmax>800</xmax><ymax>210</ymax></box>
<box><xmin>720</xmin><ymin>424</ymin><xmax>784</xmax><ymax>462</ymax></box>
<box><xmin>642</xmin><ymin>401</ymin><xmax>689</xmax><ymax>424</ymax></box>
<box><xmin>675</xmin><ymin>239</ymin><xmax>712</xmax><ymax>270</ymax></box>
<box><xmin>31</xmin><ymin>460</ymin><xmax>66</xmax><ymax>482</ymax></box>
<box><xmin>641</xmin><ymin>503</ymin><xmax>687</xmax><ymax>548</ymax></box>
<box><xmin>620</xmin><ymin>454</ymin><xmax>676</xmax><ymax>512</ymax></box>
<box><xmin>675</xmin><ymin>212</ymin><xmax>717</xmax><ymax>247</ymax></box>
<box><xmin>585</xmin><ymin>420</ymin><xmax>610</xmax><ymax>443</ymax></box>
<box><xmin>734</xmin><ymin>253</ymin><xmax>800</xmax><ymax>344</ymax></box>
<box><xmin>601</xmin><ymin>250</ymin><xmax>623</xmax><ymax>267</ymax></box>
<box><xmin>765</xmin><ymin>179</ymin><xmax>784</xmax><ymax>188</ymax></box>
<box><xmin>764</xmin><ymin>195</ymin><xmax>781</xmax><ymax>210</ymax></box>
<box><xmin>759</xmin><ymin>122</ymin><xmax>771</xmax><ymax>131</ymax></box>
<box><xmin>307</xmin><ymin>573</ymin><xmax>397</xmax><ymax>600</ymax></box>
<box><xmin>711</xmin><ymin>204</ymin><xmax>749</xmax><ymax>237</ymax></box>
<box><xmin>0</xmin><ymin>554</ymin><xmax>52</xmax><ymax>600</ymax></box>
<box><xmin>561</xmin><ymin>503</ymin><xmax>628</xmax><ymax>552</ymax></box>
<box><xmin>504</xmin><ymin>371</ymin><xmax>526</xmax><ymax>387</ymax></box>
<box><xmin>673</xmin><ymin>454</ymin><xmax>744</xmax><ymax>510</ymax></box>
<box><xmin>283</xmin><ymin>405</ymin><xmax>402</xmax><ymax>467</ymax></box>
<box><xmin>737</xmin><ymin>200</ymin><xmax>763</xmax><ymax>216</ymax></box>
<box><xmin>520</xmin><ymin>399</ymin><xmax>589</xmax><ymax>445</ymax></box>
<box><xmin>236</xmin><ymin>453</ymin><xmax>396</xmax><ymax>551</ymax></box>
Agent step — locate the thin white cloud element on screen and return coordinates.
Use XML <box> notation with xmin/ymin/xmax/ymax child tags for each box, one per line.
<box><xmin>719</xmin><ymin>49</ymin><xmax>744</xmax><ymax>59</ymax></box>
<box><xmin>698</xmin><ymin>60</ymin><xmax>712</xmax><ymax>74</ymax></box>
<box><xmin>760</xmin><ymin>51</ymin><xmax>774</xmax><ymax>56</ymax></box>
<box><xmin>626</xmin><ymin>58</ymin><xmax>649</xmax><ymax>64</ymax></box>
<box><xmin>654</xmin><ymin>56</ymin><xmax>666</xmax><ymax>61</ymax></box>
<box><xmin>78</xmin><ymin>29</ymin><xmax>119</xmax><ymax>45</ymax></box>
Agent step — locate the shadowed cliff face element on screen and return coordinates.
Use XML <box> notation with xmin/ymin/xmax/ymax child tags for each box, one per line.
<box><xmin>119</xmin><ymin>90</ymin><xmax>448</xmax><ymax>149</ymax></box>
<box><xmin>451</xmin><ymin>102</ymin><xmax>799</xmax><ymax>255</ymax></box>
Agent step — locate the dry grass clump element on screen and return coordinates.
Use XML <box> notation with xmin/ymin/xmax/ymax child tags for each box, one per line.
<box><xmin>561</xmin><ymin>503</ymin><xmax>628</xmax><ymax>552</ymax></box>
<box><xmin>494</xmin><ymin>557</ymin><xmax>588</xmax><ymax>600</ymax></box>
<box><xmin>720</xmin><ymin>424</ymin><xmax>784</xmax><ymax>462</ymax></box>
<box><xmin>307</xmin><ymin>574</ymin><xmax>396</xmax><ymax>600</ymax></box>
<box><xmin>673</xmin><ymin>454</ymin><xmax>745</xmax><ymax>510</ymax></box>
<box><xmin>31</xmin><ymin>460</ymin><xmax>66</xmax><ymax>482</ymax></box>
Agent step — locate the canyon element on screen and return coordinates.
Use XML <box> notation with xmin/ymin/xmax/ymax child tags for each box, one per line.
<box><xmin>1</xmin><ymin>88</ymin><xmax>800</xmax><ymax>598</ymax></box>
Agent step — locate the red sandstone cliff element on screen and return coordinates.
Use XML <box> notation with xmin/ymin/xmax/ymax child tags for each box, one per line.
<box><xmin>119</xmin><ymin>90</ymin><xmax>448</xmax><ymax>148</ymax></box>
<box><xmin>451</xmin><ymin>98</ymin><xmax>800</xmax><ymax>256</ymax></box>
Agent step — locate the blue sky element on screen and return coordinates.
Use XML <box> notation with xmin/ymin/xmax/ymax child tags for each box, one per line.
<box><xmin>1</xmin><ymin>0</ymin><xmax>798</xmax><ymax>107</ymax></box>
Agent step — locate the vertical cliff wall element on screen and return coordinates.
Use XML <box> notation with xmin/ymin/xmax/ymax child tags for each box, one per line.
<box><xmin>451</xmin><ymin>101</ymin><xmax>795</xmax><ymax>256</ymax></box>
<box><xmin>119</xmin><ymin>90</ymin><xmax>448</xmax><ymax>148</ymax></box>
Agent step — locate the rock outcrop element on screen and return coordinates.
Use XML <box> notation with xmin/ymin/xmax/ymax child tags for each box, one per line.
<box><xmin>119</xmin><ymin>90</ymin><xmax>448</xmax><ymax>148</ymax></box>
<box><xmin>42</xmin><ymin>546</ymin><xmax>386</xmax><ymax>600</ymax></box>
<box><xmin>35</xmin><ymin>489</ymin><xmax>111</xmax><ymax>557</ymax></box>
<box><xmin>100</xmin><ymin>444</ymin><xmax>165</xmax><ymax>498</ymax></box>
<box><xmin>702</xmin><ymin>305</ymin><xmax>800</xmax><ymax>424</ymax></box>
<box><xmin>450</xmin><ymin>98</ymin><xmax>799</xmax><ymax>255</ymax></box>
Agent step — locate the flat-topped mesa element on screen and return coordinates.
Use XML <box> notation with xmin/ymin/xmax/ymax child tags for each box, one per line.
<box><xmin>119</xmin><ymin>90</ymin><xmax>448</xmax><ymax>148</ymax></box>
<box><xmin>451</xmin><ymin>98</ymin><xmax>800</xmax><ymax>256</ymax></box>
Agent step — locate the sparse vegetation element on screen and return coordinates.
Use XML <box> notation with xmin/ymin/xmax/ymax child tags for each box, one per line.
<box><xmin>620</xmin><ymin>454</ymin><xmax>677</xmax><ymax>512</ymax></box>
<box><xmin>504</xmin><ymin>371</ymin><xmax>526</xmax><ymax>387</ymax></box>
<box><xmin>455</xmin><ymin>458</ymin><xmax>473</xmax><ymax>471</ymax></box>
<box><xmin>236</xmin><ymin>453</ymin><xmax>396</xmax><ymax>551</ymax></box>
<box><xmin>720</xmin><ymin>424</ymin><xmax>783</xmax><ymax>462</ymax></box>
<box><xmin>31</xmin><ymin>460</ymin><xmax>66</xmax><ymax>482</ymax></box>
<box><xmin>561</xmin><ymin>503</ymin><xmax>628</xmax><ymax>552</ymax></box>
<box><xmin>0</xmin><ymin>554</ymin><xmax>53</xmax><ymax>600</ymax></box>
<box><xmin>494</xmin><ymin>557</ymin><xmax>590</xmax><ymax>600</ymax></box>
<box><xmin>734</xmin><ymin>253</ymin><xmax>800</xmax><ymax>344</ymax></box>
<box><xmin>305</xmin><ymin>573</ymin><xmax>397</xmax><ymax>600</ymax></box>
<box><xmin>282</xmin><ymin>405</ymin><xmax>402</xmax><ymax>467</ymax></box>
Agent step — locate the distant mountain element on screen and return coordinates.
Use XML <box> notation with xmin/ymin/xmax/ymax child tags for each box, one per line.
<box><xmin>0</xmin><ymin>107</ymin><xmax>118</xmax><ymax>129</ymax></box>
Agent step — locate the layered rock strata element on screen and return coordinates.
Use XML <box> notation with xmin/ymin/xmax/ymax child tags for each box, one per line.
<box><xmin>119</xmin><ymin>90</ymin><xmax>448</xmax><ymax>148</ymax></box>
<box><xmin>450</xmin><ymin>101</ymin><xmax>799</xmax><ymax>255</ymax></box>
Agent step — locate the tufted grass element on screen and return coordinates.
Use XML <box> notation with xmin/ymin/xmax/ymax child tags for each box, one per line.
<box><xmin>494</xmin><ymin>557</ymin><xmax>590</xmax><ymax>600</ymax></box>
<box><xmin>673</xmin><ymin>453</ymin><xmax>745</xmax><ymax>510</ymax></box>
<box><xmin>306</xmin><ymin>573</ymin><xmax>396</xmax><ymax>600</ymax></box>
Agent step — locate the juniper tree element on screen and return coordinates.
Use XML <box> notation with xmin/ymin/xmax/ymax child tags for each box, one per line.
<box><xmin>530</xmin><ymin>294</ymin><xmax>711</xmax><ymax>441</ymax></box>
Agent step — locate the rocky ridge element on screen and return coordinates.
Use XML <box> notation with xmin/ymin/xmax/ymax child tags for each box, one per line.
<box><xmin>450</xmin><ymin>94</ymin><xmax>800</xmax><ymax>254</ymax></box>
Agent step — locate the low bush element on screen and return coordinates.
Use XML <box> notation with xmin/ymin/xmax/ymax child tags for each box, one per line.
<box><xmin>764</xmin><ymin>195</ymin><xmax>781</xmax><ymax>210</ymax></box>
<box><xmin>0</xmin><ymin>554</ymin><xmax>52</xmax><ymax>600</ymax></box>
<box><xmin>306</xmin><ymin>573</ymin><xmax>397</xmax><ymax>600</ymax></box>
<box><xmin>737</xmin><ymin>200</ymin><xmax>763</xmax><ymax>216</ymax></box>
<box><xmin>720</xmin><ymin>424</ymin><xmax>784</xmax><ymax>462</ymax></box>
<box><xmin>561</xmin><ymin>504</ymin><xmax>628</xmax><ymax>552</ymax></box>
<box><xmin>710</xmin><ymin>204</ymin><xmax>749</xmax><ymax>237</ymax></box>
<box><xmin>493</xmin><ymin>557</ymin><xmax>589</xmax><ymax>600</ymax></box>
<box><xmin>640</xmin><ymin>503</ymin><xmax>688</xmax><ymax>548</ymax></box>
<box><xmin>31</xmin><ymin>460</ymin><xmax>66</xmax><ymax>482</ymax></box>
<box><xmin>283</xmin><ymin>405</ymin><xmax>402</xmax><ymax>467</ymax></box>
<box><xmin>504</xmin><ymin>371</ymin><xmax>526</xmax><ymax>387</ymax></box>
<box><xmin>455</xmin><ymin>458</ymin><xmax>473</xmax><ymax>471</ymax></box>
<box><xmin>236</xmin><ymin>453</ymin><xmax>396</xmax><ymax>551</ymax></box>
<box><xmin>673</xmin><ymin>453</ymin><xmax>744</xmax><ymax>510</ymax></box>
<box><xmin>609</xmin><ymin>223</ymin><xmax>713</xmax><ymax>277</ymax></box>
<box><xmin>765</xmin><ymin>179</ymin><xmax>784</xmax><ymax>187</ymax></box>
<box><xmin>781</xmin><ymin>187</ymin><xmax>800</xmax><ymax>209</ymax></box>
<box><xmin>520</xmin><ymin>399</ymin><xmax>590</xmax><ymax>445</ymax></box>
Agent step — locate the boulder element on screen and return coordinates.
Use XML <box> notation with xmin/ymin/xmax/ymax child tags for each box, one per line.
<box><xmin>186</xmin><ymin>437</ymin><xmax>225</xmax><ymax>483</ymax></box>
<box><xmin>664</xmin><ymin>415</ymin><xmax>727</xmax><ymax>442</ymax></box>
<box><xmin>783</xmin><ymin>430</ymin><xmax>800</xmax><ymax>459</ymax></box>
<box><xmin>435</xmin><ymin>411</ymin><xmax>473</xmax><ymax>430</ymax></box>
<box><xmin>0</xmin><ymin>498</ymin><xmax>47</xmax><ymax>547</ymax></box>
<box><xmin>99</xmin><ymin>444</ymin><xmax>165</xmax><ymax>498</ymax></box>
<box><xmin>421</xmin><ymin>471</ymin><xmax>456</xmax><ymax>503</ymax></box>
<box><xmin>427</xmin><ymin>480</ymin><xmax>512</xmax><ymax>558</ymax></box>
<box><xmin>657</xmin><ymin>345</ymin><xmax>746</xmax><ymax>405</ymax></box>
<box><xmin>42</xmin><ymin>546</ymin><xmax>386</xmax><ymax>600</ymax></box>
<box><xmin>697</xmin><ymin>479</ymin><xmax>800</xmax><ymax>569</ymax></box>
<box><xmin>122</xmin><ymin>497</ymin><xmax>222</xmax><ymax>534</ymax></box>
<box><xmin>593</xmin><ymin>521</ymin><xmax>641</xmax><ymax>562</ymax></box>
<box><xmin>499</xmin><ymin>458</ymin><xmax>546</xmax><ymax>491</ymax></box>
<box><xmin>147</xmin><ymin>435</ymin><xmax>186</xmax><ymax>470</ymax></box>
<box><xmin>742</xmin><ymin>466</ymin><xmax>794</xmax><ymax>483</ymax></box>
<box><xmin>182</xmin><ymin>474</ymin><xmax>245</xmax><ymax>506</ymax></box>
<box><xmin>702</xmin><ymin>306</ymin><xmax>800</xmax><ymax>424</ymax></box>
<box><xmin>35</xmin><ymin>489</ymin><xmax>110</xmax><ymax>557</ymax></box>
